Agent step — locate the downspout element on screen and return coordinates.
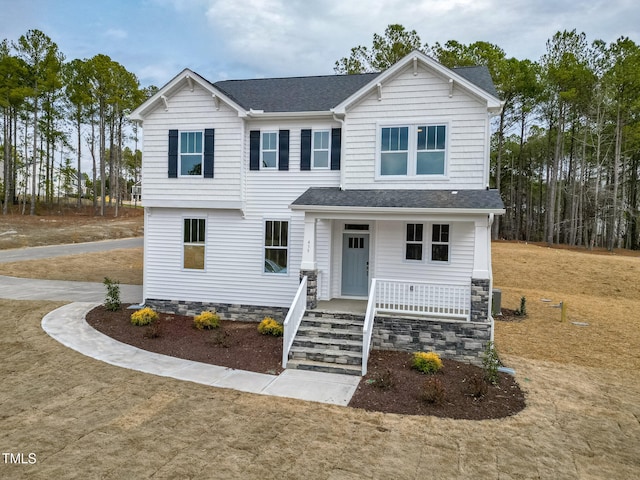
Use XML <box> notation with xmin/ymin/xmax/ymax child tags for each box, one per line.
<box><xmin>488</xmin><ymin>213</ymin><xmax>495</xmax><ymax>342</ymax></box>
<box><xmin>333</xmin><ymin>113</ymin><xmax>346</xmax><ymax>190</ymax></box>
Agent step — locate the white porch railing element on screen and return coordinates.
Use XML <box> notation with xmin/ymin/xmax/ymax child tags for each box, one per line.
<box><xmin>374</xmin><ymin>278</ymin><xmax>471</xmax><ymax>320</ymax></box>
<box><xmin>282</xmin><ymin>276</ymin><xmax>307</xmax><ymax>369</ymax></box>
<box><xmin>361</xmin><ymin>278</ymin><xmax>471</xmax><ymax>375</ymax></box>
<box><xmin>361</xmin><ymin>278</ymin><xmax>378</xmax><ymax>376</ymax></box>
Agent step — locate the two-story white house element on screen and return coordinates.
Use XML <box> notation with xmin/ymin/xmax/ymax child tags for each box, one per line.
<box><xmin>129</xmin><ymin>51</ymin><xmax>504</xmax><ymax>374</ymax></box>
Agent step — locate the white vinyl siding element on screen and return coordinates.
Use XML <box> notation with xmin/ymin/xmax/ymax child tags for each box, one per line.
<box><xmin>140</xmin><ymin>85</ymin><xmax>243</xmax><ymax>206</ymax></box>
<box><xmin>343</xmin><ymin>64</ymin><xmax>490</xmax><ymax>189</ymax></box>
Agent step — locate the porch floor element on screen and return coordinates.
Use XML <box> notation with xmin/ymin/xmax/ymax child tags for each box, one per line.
<box><xmin>315</xmin><ymin>299</ymin><xmax>367</xmax><ymax>315</ymax></box>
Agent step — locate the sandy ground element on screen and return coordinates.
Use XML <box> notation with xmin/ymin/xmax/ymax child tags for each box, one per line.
<box><xmin>1</xmin><ymin>300</ymin><xmax>638</xmax><ymax>479</ymax></box>
<box><xmin>0</xmin><ymin>217</ymin><xmax>639</xmax><ymax>478</ymax></box>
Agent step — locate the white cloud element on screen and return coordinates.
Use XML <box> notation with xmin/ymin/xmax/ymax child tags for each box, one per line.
<box><xmin>105</xmin><ymin>28</ymin><xmax>128</xmax><ymax>40</ymax></box>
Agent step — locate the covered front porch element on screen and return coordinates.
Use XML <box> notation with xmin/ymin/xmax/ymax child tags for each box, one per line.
<box><xmin>283</xmin><ymin>187</ymin><xmax>505</xmax><ymax>374</ymax></box>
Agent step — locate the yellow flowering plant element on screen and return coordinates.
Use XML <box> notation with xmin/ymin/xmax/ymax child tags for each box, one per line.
<box><xmin>412</xmin><ymin>351</ymin><xmax>443</xmax><ymax>374</ymax></box>
<box><xmin>130</xmin><ymin>307</ymin><xmax>159</xmax><ymax>326</ymax></box>
<box><xmin>258</xmin><ymin>317</ymin><xmax>283</xmax><ymax>336</ymax></box>
<box><xmin>193</xmin><ymin>311</ymin><xmax>220</xmax><ymax>330</ymax></box>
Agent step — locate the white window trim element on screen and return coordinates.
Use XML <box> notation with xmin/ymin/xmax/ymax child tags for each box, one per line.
<box><xmin>312</xmin><ymin>129</ymin><xmax>331</xmax><ymax>169</ymax></box>
<box><xmin>429</xmin><ymin>223</ymin><xmax>451</xmax><ymax>264</ymax></box>
<box><xmin>178</xmin><ymin>130</ymin><xmax>204</xmax><ymax>178</ymax></box>
<box><xmin>375</xmin><ymin>121</ymin><xmax>450</xmax><ymax>181</ymax></box>
<box><xmin>263</xmin><ymin>218</ymin><xmax>290</xmax><ymax>275</ymax></box>
<box><xmin>261</xmin><ymin>131</ymin><xmax>278</xmax><ymax>169</ymax></box>
<box><xmin>404</xmin><ymin>222</ymin><xmax>425</xmax><ymax>263</ymax></box>
<box><xmin>182</xmin><ymin>216</ymin><xmax>207</xmax><ymax>271</ymax></box>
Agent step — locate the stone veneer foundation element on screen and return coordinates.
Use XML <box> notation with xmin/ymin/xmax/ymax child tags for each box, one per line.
<box><xmin>299</xmin><ymin>269</ymin><xmax>318</xmax><ymax>309</ymax></box>
<box><xmin>372</xmin><ymin>315</ymin><xmax>492</xmax><ymax>366</ymax></box>
<box><xmin>145</xmin><ymin>298</ymin><xmax>289</xmax><ymax>323</ymax></box>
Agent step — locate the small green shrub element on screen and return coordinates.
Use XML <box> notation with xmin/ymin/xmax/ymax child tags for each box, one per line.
<box><xmin>131</xmin><ymin>307</ymin><xmax>159</xmax><ymax>326</ymax></box>
<box><xmin>103</xmin><ymin>277</ymin><xmax>121</xmax><ymax>311</ymax></box>
<box><xmin>483</xmin><ymin>341</ymin><xmax>501</xmax><ymax>385</ymax></box>
<box><xmin>412</xmin><ymin>351</ymin><xmax>443</xmax><ymax>374</ymax></box>
<box><xmin>515</xmin><ymin>296</ymin><xmax>527</xmax><ymax>316</ymax></box>
<box><xmin>258</xmin><ymin>317</ymin><xmax>284</xmax><ymax>336</ymax></box>
<box><xmin>194</xmin><ymin>311</ymin><xmax>220</xmax><ymax>330</ymax></box>
<box><xmin>421</xmin><ymin>377</ymin><xmax>446</xmax><ymax>405</ymax></box>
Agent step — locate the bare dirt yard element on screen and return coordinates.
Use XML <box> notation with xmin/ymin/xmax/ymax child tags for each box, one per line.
<box><xmin>0</xmin><ymin>216</ymin><xmax>639</xmax><ymax>478</ymax></box>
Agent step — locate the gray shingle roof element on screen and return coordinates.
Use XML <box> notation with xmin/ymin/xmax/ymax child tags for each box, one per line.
<box><xmin>291</xmin><ymin>188</ymin><xmax>505</xmax><ymax>210</ymax></box>
<box><xmin>213</xmin><ymin>66</ymin><xmax>498</xmax><ymax>113</ymax></box>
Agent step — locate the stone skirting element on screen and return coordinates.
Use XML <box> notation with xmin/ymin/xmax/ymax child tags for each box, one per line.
<box><xmin>299</xmin><ymin>269</ymin><xmax>317</xmax><ymax>310</ymax></box>
<box><xmin>470</xmin><ymin>278</ymin><xmax>491</xmax><ymax>323</ymax></box>
<box><xmin>372</xmin><ymin>315</ymin><xmax>492</xmax><ymax>366</ymax></box>
<box><xmin>145</xmin><ymin>298</ymin><xmax>289</xmax><ymax>323</ymax></box>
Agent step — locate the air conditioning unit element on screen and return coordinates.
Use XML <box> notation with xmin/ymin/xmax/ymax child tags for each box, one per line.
<box><xmin>492</xmin><ymin>289</ymin><xmax>502</xmax><ymax>316</ymax></box>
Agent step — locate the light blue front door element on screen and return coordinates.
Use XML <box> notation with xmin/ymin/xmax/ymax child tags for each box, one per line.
<box><xmin>341</xmin><ymin>233</ymin><xmax>369</xmax><ymax>296</ymax></box>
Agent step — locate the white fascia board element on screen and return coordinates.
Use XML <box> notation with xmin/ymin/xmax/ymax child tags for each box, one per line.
<box><xmin>332</xmin><ymin>50</ymin><xmax>502</xmax><ymax>114</ymax></box>
<box><xmin>246</xmin><ymin>110</ymin><xmax>335</xmax><ymax>120</ymax></box>
<box><xmin>142</xmin><ymin>199</ymin><xmax>244</xmax><ymax>210</ymax></box>
<box><xmin>289</xmin><ymin>204</ymin><xmax>506</xmax><ymax>217</ymax></box>
<box><xmin>129</xmin><ymin>69</ymin><xmax>248</xmax><ymax>123</ymax></box>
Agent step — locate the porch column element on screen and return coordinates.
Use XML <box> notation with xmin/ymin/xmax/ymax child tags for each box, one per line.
<box><xmin>300</xmin><ymin>215</ymin><xmax>317</xmax><ymax>309</ymax></box>
<box><xmin>471</xmin><ymin>215</ymin><xmax>493</xmax><ymax>322</ymax></box>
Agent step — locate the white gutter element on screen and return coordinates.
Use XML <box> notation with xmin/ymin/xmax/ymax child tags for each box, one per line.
<box><xmin>289</xmin><ymin>204</ymin><xmax>506</xmax><ymax>216</ymax></box>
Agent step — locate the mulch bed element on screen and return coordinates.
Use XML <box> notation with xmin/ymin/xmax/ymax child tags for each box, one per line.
<box><xmin>86</xmin><ymin>305</ymin><xmax>526</xmax><ymax>419</ymax></box>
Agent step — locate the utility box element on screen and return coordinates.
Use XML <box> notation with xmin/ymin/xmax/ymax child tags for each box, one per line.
<box><xmin>492</xmin><ymin>289</ymin><xmax>502</xmax><ymax>316</ymax></box>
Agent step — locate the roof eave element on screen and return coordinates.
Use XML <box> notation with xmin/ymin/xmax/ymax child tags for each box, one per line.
<box><xmin>246</xmin><ymin>110</ymin><xmax>336</xmax><ymax>119</ymax></box>
<box><xmin>289</xmin><ymin>204</ymin><xmax>506</xmax><ymax>216</ymax></box>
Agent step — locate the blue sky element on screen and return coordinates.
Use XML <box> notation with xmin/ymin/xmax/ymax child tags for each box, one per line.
<box><xmin>2</xmin><ymin>0</ymin><xmax>639</xmax><ymax>89</ymax></box>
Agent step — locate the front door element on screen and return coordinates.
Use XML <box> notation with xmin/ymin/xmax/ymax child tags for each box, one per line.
<box><xmin>341</xmin><ymin>233</ymin><xmax>369</xmax><ymax>296</ymax></box>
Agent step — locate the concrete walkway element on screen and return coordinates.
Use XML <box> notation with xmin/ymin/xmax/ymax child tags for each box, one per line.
<box><xmin>3</xmin><ymin>238</ymin><xmax>360</xmax><ymax>406</ymax></box>
<box><xmin>42</xmin><ymin>302</ymin><xmax>360</xmax><ymax>406</ymax></box>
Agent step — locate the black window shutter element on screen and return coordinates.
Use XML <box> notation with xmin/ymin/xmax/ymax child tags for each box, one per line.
<box><xmin>204</xmin><ymin>128</ymin><xmax>215</xmax><ymax>178</ymax></box>
<box><xmin>278</xmin><ymin>129</ymin><xmax>289</xmax><ymax>171</ymax></box>
<box><xmin>331</xmin><ymin>127</ymin><xmax>341</xmax><ymax>170</ymax></box>
<box><xmin>168</xmin><ymin>129</ymin><xmax>178</xmax><ymax>178</ymax></box>
<box><xmin>249</xmin><ymin>130</ymin><xmax>260</xmax><ymax>170</ymax></box>
<box><xmin>300</xmin><ymin>129</ymin><xmax>311</xmax><ymax>171</ymax></box>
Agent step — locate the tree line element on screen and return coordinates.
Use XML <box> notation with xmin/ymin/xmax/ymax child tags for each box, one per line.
<box><xmin>0</xmin><ymin>29</ymin><xmax>152</xmax><ymax>217</ymax></box>
<box><xmin>336</xmin><ymin>25</ymin><xmax>640</xmax><ymax>250</ymax></box>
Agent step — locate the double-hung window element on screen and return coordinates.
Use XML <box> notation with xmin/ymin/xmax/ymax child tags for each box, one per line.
<box><xmin>379</xmin><ymin>124</ymin><xmax>447</xmax><ymax>177</ymax></box>
<box><xmin>261</xmin><ymin>132</ymin><xmax>278</xmax><ymax>168</ymax></box>
<box><xmin>431</xmin><ymin>224</ymin><xmax>450</xmax><ymax>262</ymax></box>
<box><xmin>405</xmin><ymin>223</ymin><xmax>424</xmax><ymax>261</ymax></box>
<box><xmin>180</xmin><ymin>131</ymin><xmax>203</xmax><ymax>176</ymax></box>
<box><xmin>312</xmin><ymin>130</ymin><xmax>330</xmax><ymax>168</ymax></box>
<box><xmin>264</xmin><ymin>220</ymin><xmax>288</xmax><ymax>274</ymax></box>
<box><xmin>183</xmin><ymin>218</ymin><xmax>205</xmax><ymax>270</ymax></box>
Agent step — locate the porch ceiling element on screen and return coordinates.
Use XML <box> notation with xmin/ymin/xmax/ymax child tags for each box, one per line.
<box><xmin>290</xmin><ymin>188</ymin><xmax>505</xmax><ymax>215</ymax></box>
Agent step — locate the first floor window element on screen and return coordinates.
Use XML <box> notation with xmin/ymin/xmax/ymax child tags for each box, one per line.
<box><xmin>180</xmin><ymin>131</ymin><xmax>203</xmax><ymax>176</ymax></box>
<box><xmin>184</xmin><ymin>218</ymin><xmax>205</xmax><ymax>269</ymax></box>
<box><xmin>431</xmin><ymin>224</ymin><xmax>450</xmax><ymax>262</ymax></box>
<box><xmin>405</xmin><ymin>223</ymin><xmax>424</xmax><ymax>261</ymax></box>
<box><xmin>264</xmin><ymin>220</ymin><xmax>288</xmax><ymax>273</ymax></box>
<box><xmin>262</xmin><ymin>132</ymin><xmax>278</xmax><ymax>168</ymax></box>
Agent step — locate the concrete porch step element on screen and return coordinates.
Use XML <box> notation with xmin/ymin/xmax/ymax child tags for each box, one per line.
<box><xmin>289</xmin><ymin>345</ymin><xmax>363</xmax><ymax>366</ymax></box>
<box><xmin>296</xmin><ymin>324</ymin><xmax>364</xmax><ymax>341</ymax></box>
<box><xmin>292</xmin><ymin>336</ymin><xmax>363</xmax><ymax>352</ymax></box>
<box><xmin>286</xmin><ymin>359</ymin><xmax>362</xmax><ymax>376</ymax></box>
<box><xmin>299</xmin><ymin>316</ymin><xmax>364</xmax><ymax>331</ymax></box>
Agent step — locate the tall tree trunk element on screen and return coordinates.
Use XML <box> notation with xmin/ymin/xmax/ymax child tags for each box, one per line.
<box><xmin>608</xmin><ymin>105</ymin><xmax>622</xmax><ymax>251</ymax></box>
<box><xmin>30</xmin><ymin>94</ymin><xmax>38</xmax><ymax>216</ymax></box>
<box><xmin>546</xmin><ymin>104</ymin><xmax>564</xmax><ymax>245</ymax></box>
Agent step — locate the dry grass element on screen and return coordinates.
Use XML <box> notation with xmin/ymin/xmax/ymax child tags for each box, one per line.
<box><xmin>493</xmin><ymin>242</ymin><xmax>640</xmax><ymax>370</ymax></box>
<box><xmin>1</xmin><ymin>299</ymin><xmax>639</xmax><ymax>479</ymax></box>
<box><xmin>0</xmin><ymin>248</ymin><xmax>143</xmax><ymax>285</ymax></box>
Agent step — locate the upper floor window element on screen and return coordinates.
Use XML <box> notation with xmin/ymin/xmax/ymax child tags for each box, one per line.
<box><xmin>180</xmin><ymin>131</ymin><xmax>203</xmax><ymax>176</ymax></box>
<box><xmin>379</xmin><ymin>124</ymin><xmax>447</xmax><ymax>177</ymax></box>
<box><xmin>261</xmin><ymin>132</ymin><xmax>278</xmax><ymax>168</ymax></box>
<box><xmin>312</xmin><ymin>130</ymin><xmax>330</xmax><ymax>169</ymax></box>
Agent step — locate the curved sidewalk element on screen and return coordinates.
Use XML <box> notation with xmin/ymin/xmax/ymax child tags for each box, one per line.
<box><xmin>42</xmin><ymin>302</ymin><xmax>360</xmax><ymax>406</ymax></box>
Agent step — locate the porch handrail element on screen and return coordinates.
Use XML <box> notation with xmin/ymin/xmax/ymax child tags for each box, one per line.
<box><xmin>282</xmin><ymin>276</ymin><xmax>307</xmax><ymax>369</ymax></box>
<box><xmin>375</xmin><ymin>278</ymin><xmax>471</xmax><ymax>321</ymax></box>
<box><xmin>361</xmin><ymin>278</ymin><xmax>378</xmax><ymax>376</ymax></box>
